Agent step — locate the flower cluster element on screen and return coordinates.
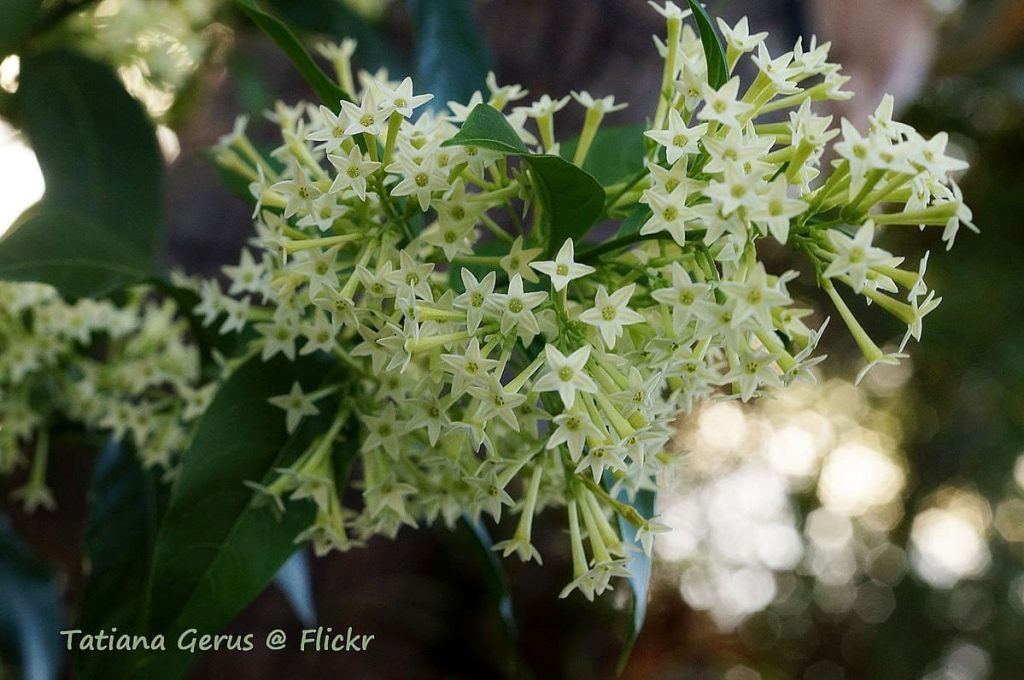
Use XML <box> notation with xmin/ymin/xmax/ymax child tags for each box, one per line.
<box><xmin>0</xmin><ymin>282</ymin><xmax>208</xmax><ymax>510</ymax></box>
<box><xmin>61</xmin><ymin>0</ymin><xmax>224</xmax><ymax>118</ymax></box>
<box><xmin>200</xmin><ymin>2</ymin><xmax>973</xmax><ymax>599</ymax></box>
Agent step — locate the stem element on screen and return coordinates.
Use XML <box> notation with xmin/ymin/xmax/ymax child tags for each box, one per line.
<box><xmin>577</xmin><ymin>232</ymin><xmax>674</xmax><ymax>264</ymax></box>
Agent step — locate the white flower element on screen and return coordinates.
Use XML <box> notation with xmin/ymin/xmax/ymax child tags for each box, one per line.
<box><xmin>441</xmin><ymin>338</ymin><xmax>499</xmax><ymax>398</ymax></box>
<box><xmin>823</xmin><ymin>221</ymin><xmax>899</xmax><ymax>292</ymax></box>
<box><xmin>647</xmin><ymin>1</ymin><xmax>691</xmax><ymax>21</ymax></box>
<box><xmin>339</xmin><ymin>92</ymin><xmax>385</xmax><ymax>136</ymax></box>
<box><xmin>639</xmin><ymin>190</ymin><xmax>695</xmax><ymax>246</ymax></box>
<box><xmin>650</xmin><ymin>262</ymin><xmax>712</xmax><ymax>333</ymax></box>
<box><xmin>644</xmin><ymin>108</ymin><xmax>708</xmax><ymax>164</ymax></box>
<box><xmin>575</xmin><ymin>443</ymin><xmax>627</xmax><ymax>483</ymax></box>
<box><xmin>327</xmin><ymin>145</ymin><xmax>381</xmax><ymax>200</ymax></box>
<box><xmin>533</xmin><ymin>344</ymin><xmax>599</xmax><ymax>408</ymax></box>
<box><xmin>529</xmin><ymin>239</ymin><xmax>596</xmax><ymax>291</ymax></box>
<box><xmin>718</xmin><ymin>263</ymin><xmax>794</xmax><ymax>329</ymax></box>
<box><xmin>570</xmin><ymin>90</ymin><xmax>628</xmax><ymax>114</ymax></box>
<box><xmin>468</xmin><ymin>374</ymin><xmax>528</xmax><ymax>432</ymax></box>
<box><xmin>490</xmin><ymin>274</ymin><xmax>547</xmax><ymax>344</ymax></box>
<box><xmin>716</xmin><ymin>16</ymin><xmax>768</xmax><ymax>54</ymax></box>
<box><xmin>635</xmin><ymin>517</ymin><xmax>671</xmax><ymax>556</ymax></box>
<box><xmin>746</xmin><ymin>176</ymin><xmax>807</xmax><ymax>244</ymax></box>
<box><xmin>697</xmin><ymin>77</ymin><xmax>753</xmax><ymax>129</ymax></box>
<box><xmin>453</xmin><ymin>270</ymin><xmax>496</xmax><ymax>333</ymax></box>
<box><xmin>305</xmin><ymin>105</ymin><xmax>350</xmax><ymax>153</ymax></box>
<box><xmin>500</xmin><ymin>236</ymin><xmax>544</xmax><ymax>283</ymax></box>
<box><xmin>371</xmin><ymin>76</ymin><xmax>433</xmax><ymax>118</ymax></box>
<box><xmin>579</xmin><ymin>284</ymin><xmax>646</xmax><ymax>349</ymax></box>
<box><xmin>268</xmin><ymin>382</ymin><xmax>320</xmax><ymax>433</ymax></box>
<box><xmin>546</xmin><ymin>410</ymin><xmax>605</xmax><ymax>460</ymax></box>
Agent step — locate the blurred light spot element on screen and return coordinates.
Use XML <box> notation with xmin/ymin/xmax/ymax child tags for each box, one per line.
<box><xmin>1008</xmin><ymin>573</ymin><xmax>1024</xmax><ymax>614</ymax></box>
<box><xmin>865</xmin><ymin>542</ymin><xmax>907</xmax><ymax>585</ymax></box>
<box><xmin>0</xmin><ymin>119</ymin><xmax>45</xmax><ymax>236</ymax></box>
<box><xmin>755</xmin><ymin>523</ymin><xmax>803</xmax><ymax>570</ymax></box>
<box><xmin>656</xmin><ymin>498</ymin><xmax>700</xmax><ymax>561</ymax></box>
<box><xmin>923</xmin><ymin>640</ymin><xmax>991</xmax><ymax>680</ymax></box>
<box><xmin>118</xmin><ymin>64</ymin><xmax>175</xmax><ymax>117</ymax></box>
<box><xmin>725</xmin><ymin>666</ymin><xmax>761</xmax><ymax>680</ymax></box>
<box><xmin>910</xmin><ymin>490</ymin><xmax>991</xmax><ymax>588</ymax></box>
<box><xmin>0</xmin><ymin>55</ymin><xmax>19</xmax><ymax>93</ymax></box>
<box><xmin>813</xmin><ymin>582</ymin><xmax>857</xmax><ymax>613</ymax></box>
<box><xmin>818</xmin><ymin>442</ymin><xmax>905</xmax><ymax>516</ymax></box>
<box><xmin>861</xmin><ymin>355</ymin><xmax>913</xmax><ymax>394</ymax></box>
<box><xmin>927</xmin><ymin>0</ymin><xmax>964</xmax><ymax>14</ymax></box>
<box><xmin>853</xmin><ymin>582</ymin><xmax>896</xmax><ymax>624</ymax></box>
<box><xmin>804</xmin><ymin>661</ymin><xmax>845</xmax><ymax>680</ymax></box>
<box><xmin>994</xmin><ymin>498</ymin><xmax>1024</xmax><ymax>543</ymax></box>
<box><xmin>156</xmin><ymin>125</ymin><xmax>180</xmax><ymax>163</ymax></box>
<box><xmin>1012</xmin><ymin>454</ymin><xmax>1024</xmax><ymax>492</ymax></box>
<box><xmin>768</xmin><ymin>424</ymin><xmax>822</xmax><ymax>481</ymax></box>
<box><xmin>697</xmin><ymin>402</ymin><xmax>748</xmax><ymax>452</ymax></box>
<box><xmin>806</xmin><ymin>508</ymin><xmax>853</xmax><ymax>549</ymax></box>
<box><xmin>947</xmin><ymin>584</ymin><xmax>993</xmax><ymax>631</ymax></box>
<box><xmin>808</xmin><ymin>544</ymin><xmax>857</xmax><ymax>586</ymax></box>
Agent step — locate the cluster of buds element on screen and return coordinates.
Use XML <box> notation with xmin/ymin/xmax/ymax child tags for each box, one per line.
<box><xmin>0</xmin><ymin>282</ymin><xmax>209</xmax><ymax>511</ymax></box>
<box><xmin>202</xmin><ymin>2</ymin><xmax>973</xmax><ymax>598</ymax></box>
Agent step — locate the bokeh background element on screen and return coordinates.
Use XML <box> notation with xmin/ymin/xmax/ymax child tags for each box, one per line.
<box><xmin>2</xmin><ymin>0</ymin><xmax>1023</xmax><ymax>678</ymax></box>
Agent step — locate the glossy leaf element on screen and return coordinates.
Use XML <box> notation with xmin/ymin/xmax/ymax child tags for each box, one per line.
<box><xmin>407</xmin><ymin>0</ymin><xmax>493</xmax><ymax>107</ymax></box>
<box><xmin>558</xmin><ymin>124</ymin><xmax>647</xmax><ymax>187</ymax></box>
<box><xmin>76</xmin><ymin>441</ymin><xmax>163</xmax><ymax>680</ymax></box>
<box><xmin>444</xmin><ymin>105</ymin><xmax>606</xmax><ymax>248</ymax></box>
<box><xmin>442</xmin><ymin>103</ymin><xmax>528</xmax><ymax>155</ymax></box>
<box><xmin>0</xmin><ymin>514</ymin><xmax>63</xmax><ymax>680</ymax></box>
<box><xmin>14</xmin><ymin>51</ymin><xmax>163</xmax><ymax>256</ymax></box>
<box><xmin>235</xmin><ymin>0</ymin><xmax>351</xmax><ymax>106</ymax></box>
<box><xmin>616</xmin><ymin>206</ymin><xmax>651</xmax><ymax>238</ymax></box>
<box><xmin>140</xmin><ymin>353</ymin><xmax>331</xmax><ymax>675</ymax></box>
<box><xmin>267</xmin><ymin>0</ymin><xmax>404</xmax><ymax>74</ymax></box>
<box><xmin>524</xmin><ymin>154</ymin><xmax>605</xmax><ymax>251</ymax></box>
<box><xmin>686</xmin><ymin>0</ymin><xmax>728</xmax><ymax>89</ymax></box>
<box><xmin>0</xmin><ymin>207</ymin><xmax>151</xmax><ymax>298</ymax></box>
<box><xmin>0</xmin><ymin>0</ymin><xmax>41</xmax><ymax>59</ymax></box>
<box><xmin>1</xmin><ymin>51</ymin><xmax>163</xmax><ymax>296</ymax></box>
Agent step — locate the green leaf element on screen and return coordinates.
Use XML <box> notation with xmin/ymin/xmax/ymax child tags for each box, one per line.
<box><xmin>686</xmin><ymin>0</ymin><xmax>729</xmax><ymax>89</ymax></box>
<box><xmin>601</xmin><ymin>476</ymin><xmax>655</xmax><ymax>675</ymax></box>
<box><xmin>443</xmin><ymin>105</ymin><xmax>606</xmax><ymax>249</ymax></box>
<box><xmin>616</xmin><ymin>206</ymin><xmax>651</xmax><ymax>238</ymax></box>
<box><xmin>523</xmin><ymin>155</ymin><xmax>605</xmax><ymax>251</ymax></box>
<box><xmin>76</xmin><ymin>441</ymin><xmax>164</xmax><ymax>680</ymax></box>
<box><xmin>0</xmin><ymin>0</ymin><xmax>41</xmax><ymax>59</ymax></box>
<box><xmin>0</xmin><ymin>207</ymin><xmax>151</xmax><ymax>298</ymax></box>
<box><xmin>442</xmin><ymin>103</ymin><xmax>529</xmax><ymax>155</ymax></box>
<box><xmin>235</xmin><ymin>0</ymin><xmax>351</xmax><ymax>106</ymax></box>
<box><xmin>406</xmin><ymin>0</ymin><xmax>493</xmax><ymax>107</ymax></box>
<box><xmin>16</xmin><ymin>50</ymin><xmax>163</xmax><ymax>257</ymax></box>
<box><xmin>136</xmin><ymin>354</ymin><xmax>332</xmax><ymax>677</ymax></box>
<box><xmin>267</xmin><ymin>0</ymin><xmax>406</xmax><ymax>74</ymax></box>
<box><xmin>558</xmin><ymin>124</ymin><xmax>647</xmax><ymax>187</ymax></box>
<box><xmin>0</xmin><ymin>514</ymin><xmax>63</xmax><ymax>680</ymax></box>
<box><xmin>0</xmin><ymin>50</ymin><xmax>163</xmax><ymax>296</ymax></box>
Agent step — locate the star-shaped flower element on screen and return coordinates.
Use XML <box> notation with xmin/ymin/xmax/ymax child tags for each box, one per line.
<box><xmin>579</xmin><ymin>284</ymin><xmax>645</xmax><ymax>349</ymax></box>
<box><xmin>529</xmin><ymin>239</ymin><xmax>595</xmax><ymax>291</ymax></box>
